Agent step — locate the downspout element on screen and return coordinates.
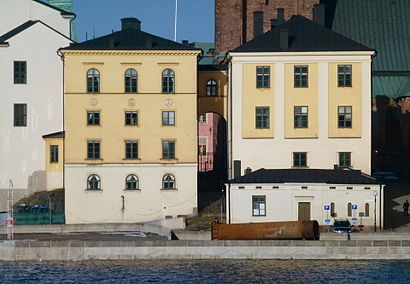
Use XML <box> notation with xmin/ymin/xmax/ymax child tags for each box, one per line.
<box><xmin>228</xmin><ymin>183</ymin><xmax>231</xmax><ymax>224</ymax></box>
<box><xmin>228</xmin><ymin>57</ymin><xmax>233</xmax><ymax>179</ymax></box>
<box><xmin>379</xmin><ymin>184</ymin><xmax>382</xmax><ymax>230</ymax></box>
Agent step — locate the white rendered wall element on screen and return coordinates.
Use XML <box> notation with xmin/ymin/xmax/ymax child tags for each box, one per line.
<box><xmin>227</xmin><ymin>183</ymin><xmax>383</xmax><ymax>228</ymax></box>
<box><xmin>229</xmin><ymin>53</ymin><xmax>373</xmax><ymax>176</ymax></box>
<box><xmin>65</xmin><ymin>164</ymin><xmax>197</xmax><ymax>224</ymax></box>
<box><xmin>0</xmin><ymin>0</ymin><xmax>71</xmax><ymax>37</ymax></box>
<box><xmin>0</xmin><ymin>23</ymin><xmax>70</xmax><ymax>207</ymax></box>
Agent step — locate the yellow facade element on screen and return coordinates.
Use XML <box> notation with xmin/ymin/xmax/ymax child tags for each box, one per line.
<box><xmin>284</xmin><ymin>63</ymin><xmax>319</xmax><ymax>138</ymax></box>
<box><xmin>242</xmin><ymin>64</ymin><xmax>275</xmax><ymax>138</ymax></box>
<box><xmin>44</xmin><ymin>137</ymin><xmax>63</xmax><ymax>172</ymax></box>
<box><xmin>197</xmin><ymin>69</ymin><xmax>228</xmax><ymax>119</ymax></box>
<box><xmin>62</xmin><ymin>50</ymin><xmax>200</xmax><ymax>164</ymax></box>
<box><xmin>328</xmin><ymin>62</ymin><xmax>361</xmax><ymax>138</ymax></box>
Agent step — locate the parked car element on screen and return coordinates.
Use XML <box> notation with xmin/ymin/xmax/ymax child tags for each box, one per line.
<box><xmin>331</xmin><ymin>219</ymin><xmax>352</xmax><ymax>233</ymax></box>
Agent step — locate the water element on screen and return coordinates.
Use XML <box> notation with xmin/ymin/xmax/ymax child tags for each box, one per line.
<box><xmin>1</xmin><ymin>260</ymin><xmax>409</xmax><ymax>283</ymax></box>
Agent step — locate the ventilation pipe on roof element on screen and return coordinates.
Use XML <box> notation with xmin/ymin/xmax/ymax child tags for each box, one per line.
<box><xmin>245</xmin><ymin>167</ymin><xmax>252</xmax><ymax>175</ymax></box>
<box><xmin>253</xmin><ymin>11</ymin><xmax>264</xmax><ymax>38</ymax></box>
<box><xmin>313</xmin><ymin>4</ymin><xmax>325</xmax><ymax>26</ymax></box>
<box><xmin>121</xmin><ymin>18</ymin><xmax>141</xmax><ymax>31</ymax></box>
<box><xmin>277</xmin><ymin>8</ymin><xmax>285</xmax><ymax>25</ymax></box>
<box><xmin>279</xmin><ymin>28</ymin><xmax>288</xmax><ymax>51</ymax></box>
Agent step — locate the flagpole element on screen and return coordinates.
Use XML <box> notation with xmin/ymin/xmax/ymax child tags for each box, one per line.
<box><xmin>174</xmin><ymin>0</ymin><xmax>178</xmax><ymax>41</ymax></box>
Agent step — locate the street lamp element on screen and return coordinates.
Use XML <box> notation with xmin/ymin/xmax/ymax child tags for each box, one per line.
<box><xmin>373</xmin><ymin>191</ymin><xmax>378</xmax><ymax>232</ymax></box>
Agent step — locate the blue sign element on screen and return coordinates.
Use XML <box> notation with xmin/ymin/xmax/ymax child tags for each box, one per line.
<box><xmin>352</xmin><ymin>218</ymin><xmax>358</xmax><ymax>221</ymax></box>
<box><xmin>324</xmin><ymin>205</ymin><xmax>330</xmax><ymax>211</ymax></box>
<box><xmin>352</xmin><ymin>204</ymin><xmax>358</xmax><ymax>210</ymax></box>
<box><xmin>325</xmin><ymin>219</ymin><xmax>331</xmax><ymax>224</ymax></box>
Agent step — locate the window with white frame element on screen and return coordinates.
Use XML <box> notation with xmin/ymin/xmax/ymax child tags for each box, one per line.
<box><xmin>294</xmin><ymin>106</ymin><xmax>308</xmax><ymax>128</ymax></box>
<box><xmin>125</xmin><ymin>174</ymin><xmax>139</xmax><ymax>190</ymax></box>
<box><xmin>339</xmin><ymin>152</ymin><xmax>351</xmax><ymax>167</ymax></box>
<box><xmin>338</xmin><ymin>65</ymin><xmax>352</xmax><ymax>87</ymax></box>
<box><xmin>338</xmin><ymin>106</ymin><xmax>352</xmax><ymax>128</ymax></box>
<box><xmin>125</xmin><ymin>68</ymin><xmax>137</xmax><ymax>93</ymax></box>
<box><xmin>87</xmin><ymin>68</ymin><xmax>100</xmax><ymax>93</ymax></box>
<box><xmin>162</xmin><ymin>69</ymin><xmax>175</xmax><ymax>93</ymax></box>
<box><xmin>87</xmin><ymin>174</ymin><xmax>101</xmax><ymax>190</ymax></box>
<box><xmin>162</xmin><ymin>111</ymin><xmax>175</xmax><ymax>126</ymax></box>
<box><xmin>198</xmin><ymin>137</ymin><xmax>207</xmax><ymax>156</ymax></box>
<box><xmin>162</xmin><ymin>174</ymin><xmax>176</xmax><ymax>189</ymax></box>
<box><xmin>206</xmin><ymin>79</ymin><xmax>217</xmax><ymax>96</ymax></box>
<box><xmin>125</xmin><ymin>111</ymin><xmax>138</xmax><ymax>126</ymax></box>
<box><xmin>252</xmin><ymin>195</ymin><xmax>266</xmax><ymax>216</ymax></box>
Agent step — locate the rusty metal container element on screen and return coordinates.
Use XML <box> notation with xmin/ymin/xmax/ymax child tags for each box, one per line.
<box><xmin>211</xmin><ymin>221</ymin><xmax>320</xmax><ymax>240</ymax></box>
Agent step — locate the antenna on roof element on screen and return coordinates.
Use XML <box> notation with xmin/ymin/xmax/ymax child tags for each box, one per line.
<box><xmin>174</xmin><ymin>0</ymin><xmax>178</xmax><ymax>41</ymax></box>
<box><xmin>86</xmin><ymin>31</ymin><xmax>88</xmax><ymax>41</ymax></box>
<box><xmin>93</xmin><ymin>26</ymin><xmax>95</xmax><ymax>39</ymax></box>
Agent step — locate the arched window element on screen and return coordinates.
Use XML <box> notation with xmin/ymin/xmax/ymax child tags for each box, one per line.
<box><xmin>125</xmin><ymin>174</ymin><xmax>139</xmax><ymax>190</ymax></box>
<box><xmin>365</xmin><ymin>203</ymin><xmax>370</xmax><ymax>217</ymax></box>
<box><xmin>87</xmin><ymin>68</ymin><xmax>100</xmax><ymax>93</ymax></box>
<box><xmin>162</xmin><ymin>69</ymin><xmax>175</xmax><ymax>93</ymax></box>
<box><xmin>87</xmin><ymin>174</ymin><xmax>101</xmax><ymax>190</ymax></box>
<box><xmin>125</xmin><ymin>69</ymin><xmax>137</xmax><ymax>93</ymax></box>
<box><xmin>330</xmin><ymin>202</ymin><xmax>335</xmax><ymax>217</ymax></box>
<box><xmin>162</xmin><ymin>174</ymin><xmax>176</xmax><ymax>189</ymax></box>
<box><xmin>206</xmin><ymin>79</ymin><xmax>217</xmax><ymax>96</ymax></box>
<box><xmin>347</xmin><ymin>202</ymin><xmax>352</xmax><ymax>217</ymax></box>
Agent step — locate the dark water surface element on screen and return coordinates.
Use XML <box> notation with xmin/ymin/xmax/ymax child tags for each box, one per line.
<box><xmin>1</xmin><ymin>260</ymin><xmax>409</xmax><ymax>283</ymax></box>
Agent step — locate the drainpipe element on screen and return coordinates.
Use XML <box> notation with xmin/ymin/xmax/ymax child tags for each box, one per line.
<box><xmin>379</xmin><ymin>184</ymin><xmax>382</xmax><ymax>230</ymax></box>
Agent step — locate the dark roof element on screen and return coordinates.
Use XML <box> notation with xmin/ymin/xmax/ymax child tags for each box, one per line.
<box><xmin>323</xmin><ymin>0</ymin><xmax>410</xmax><ymax>72</ymax></box>
<box><xmin>228</xmin><ymin>168</ymin><xmax>378</xmax><ymax>184</ymax></box>
<box><xmin>198</xmin><ymin>64</ymin><xmax>228</xmax><ymax>71</ymax></box>
<box><xmin>232</xmin><ymin>15</ymin><xmax>373</xmax><ymax>53</ymax></box>
<box><xmin>0</xmin><ymin>20</ymin><xmax>72</xmax><ymax>44</ymax></box>
<box><xmin>42</xmin><ymin>131</ymin><xmax>64</xmax><ymax>139</ymax></box>
<box><xmin>33</xmin><ymin>0</ymin><xmax>75</xmax><ymax>16</ymax></box>
<box><xmin>63</xmin><ymin>27</ymin><xmax>201</xmax><ymax>51</ymax></box>
<box><xmin>0</xmin><ymin>21</ymin><xmax>37</xmax><ymax>43</ymax></box>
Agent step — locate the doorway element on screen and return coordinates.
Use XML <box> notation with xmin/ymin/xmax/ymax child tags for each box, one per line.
<box><xmin>298</xmin><ymin>202</ymin><xmax>311</xmax><ymax>221</ymax></box>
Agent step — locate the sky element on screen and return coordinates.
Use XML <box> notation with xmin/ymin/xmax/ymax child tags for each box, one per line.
<box><xmin>72</xmin><ymin>0</ymin><xmax>214</xmax><ymax>43</ymax></box>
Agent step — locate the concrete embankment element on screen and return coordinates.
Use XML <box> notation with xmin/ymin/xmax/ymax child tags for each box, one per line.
<box><xmin>2</xmin><ymin>239</ymin><xmax>410</xmax><ymax>261</ymax></box>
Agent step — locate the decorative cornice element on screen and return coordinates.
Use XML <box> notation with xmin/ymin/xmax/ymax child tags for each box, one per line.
<box><xmin>61</xmin><ymin>50</ymin><xmax>200</xmax><ymax>56</ymax></box>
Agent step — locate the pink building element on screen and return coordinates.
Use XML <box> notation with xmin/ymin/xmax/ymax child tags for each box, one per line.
<box><xmin>198</xmin><ymin>113</ymin><xmax>218</xmax><ymax>172</ymax></box>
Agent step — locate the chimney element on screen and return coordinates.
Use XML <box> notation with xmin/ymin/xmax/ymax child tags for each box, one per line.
<box><xmin>277</xmin><ymin>8</ymin><xmax>285</xmax><ymax>25</ymax></box>
<box><xmin>313</xmin><ymin>4</ymin><xmax>325</xmax><ymax>26</ymax></box>
<box><xmin>253</xmin><ymin>11</ymin><xmax>264</xmax><ymax>38</ymax></box>
<box><xmin>245</xmin><ymin>167</ymin><xmax>252</xmax><ymax>175</ymax></box>
<box><xmin>121</xmin><ymin>18</ymin><xmax>141</xmax><ymax>31</ymax></box>
<box><xmin>279</xmin><ymin>28</ymin><xmax>288</xmax><ymax>50</ymax></box>
<box><xmin>270</xmin><ymin>19</ymin><xmax>277</xmax><ymax>29</ymax></box>
<box><xmin>182</xmin><ymin>40</ymin><xmax>189</xmax><ymax>46</ymax></box>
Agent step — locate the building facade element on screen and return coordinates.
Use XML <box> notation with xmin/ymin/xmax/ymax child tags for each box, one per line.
<box><xmin>228</xmin><ymin>16</ymin><xmax>375</xmax><ymax>179</ymax></box>
<box><xmin>215</xmin><ymin>0</ymin><xmax>320</xmax><ymax>52</ymax></box>
<box><xmin>61</xmin><ymin>19</ymin><xmax>200</xmax><ymax>224</ymax></box>
<box><xmin>0</xmin><ymin>0</ymin><xmax>73</xmax><ymax>210</ymax></box>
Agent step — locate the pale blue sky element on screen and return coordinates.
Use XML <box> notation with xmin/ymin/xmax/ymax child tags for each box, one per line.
<box><xmin>72</xmin><ymin>0</ymin><xmax>214</xmax><ymax>43</ymax></box>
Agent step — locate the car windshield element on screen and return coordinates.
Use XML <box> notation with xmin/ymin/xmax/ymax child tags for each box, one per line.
<box><xmin>334</xmin><ymin>221</ymin><xmax>350</xmax><ymax>227</ymax></box>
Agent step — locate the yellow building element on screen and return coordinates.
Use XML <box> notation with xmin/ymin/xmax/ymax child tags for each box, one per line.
<box><xmin>228</xmin><ymin>15</ymin><xmax>375</xmax><ymax>177</ymax></box>
<box><xmin>60</xmin><ymin>18</ymin><xmax>201</xmax><ymax>224</ymax></box>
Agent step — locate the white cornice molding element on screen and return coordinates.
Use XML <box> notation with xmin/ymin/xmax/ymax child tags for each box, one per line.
<box><xmin>61</xmin><ymin>50</ymin><xmax>201</xmax><ymax>56</ymax></box>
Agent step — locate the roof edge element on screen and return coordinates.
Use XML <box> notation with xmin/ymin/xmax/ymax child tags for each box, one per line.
<box><xmin>32</xmin><ymin>0</ymin><xmax>75</xmax><ymax>16</ymax></box>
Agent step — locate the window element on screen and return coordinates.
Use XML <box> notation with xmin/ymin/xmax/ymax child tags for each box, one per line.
<box><xmin>256</xmin><ymin>66</ymin><xmax>270</xmax><ymax>88</ymax></box>
<box><xmin>87</xmin><ymin>141</ymin><xmax>100</xmax><ymax>159</ymax></box>
<box><xmin>162</xmin><ymin>69</ymin><xmax>175</xmax><ymax>93</ymax></box>
<box><xmin>255</xmin><ymin>107</ymin><xmax>269</xmax><ymax>129</ymax></box>
<box><xmin>199</xmin><ymin>114</ymin><xmax>207</xmax><ymax>124</ymax></box>
<box><xmin>125</xmin><ymin>174</ymin><xmax>139</xmax><ymax>190</ymax></box>
<box><xmin>338</xmin><ymin>106</ymin><xmax>352</xmax><ymax>128</ymax></box>
<box><xmin>338</xmin><ymin>65</ymin><xmax>352</xmax><ymax>87</ymax></box>
<box><xmin>293</xmin><ymin>152</ymin><xmax>307</xmax><ymax>167</ymax></box>
<box><xmin>87</xmin><ymin>111</ymin><xmax>100</xmax><ymax>125</ymax></box>
<box><xmin>14</xmin><ymin>61</ymin><xmax>27</xmax><ymax>84</ymax></box>
<box><xmin>162</xmin><ymin>141</ymin><xmax>175</xmax><ymax>159</ymax></box>
<box><xmin>198</xmin><ymin>137</ymin><xmax>207</xmax><ymax>156</ymax></box>
<box><xmin>14</xmin><ymin>104</ymin><xmax>27</xmax><ymax>127</ymax></box>
<box><xmin>162</xmin><ymin>111</ymin><xmax>175</xmax><ymax>126</ymax></box>
<box><xmin>125</xmin><ymin>141</ymin><xmax>138</xmax><ymax>159</ymax></box>
<box><xmin>87</xmin><ymin>68</ymin><xmax>100</xmax><ymax>93</ymax></box>
<box><xmin>252</xmin><ymin>195</ymin><xmax>266</xmax><ymax>216</ymax></box>
<box><xmin>50</xmin><ymin>145</ymin><xmax>59</xmax><ymax>163</ymax></box>
<box><xmin>330</xmin><ymin>202</ymin><xmax>335</xmax><ymax>217</ymax></box>
<box><xmin>125</xmin><ymin>68</ymin><xmax>137</xmax><ymax>93</ymax></box>
<box><xmin>294</xmin><ymin>65</ymin><xmax>308</xmax><ymax>87</ymax></box>
<box><xmin>125</xmin><ymin>111</ymin><xmax>138</xmax><ymax>126</ymax></box>
<box><xmin>87</xmin><ymin>174</ymin><xmax>101</xmax><ymax>190</ymax></box>
<box><xmin>339</xmin><ymin>152</ymin><xmax>351</xmax><ymax>167</ymax></box>
<box><xmin>347</xmin><ymin>202</ymin><xmax>352</xmax><ymax>217</ymax></box>
<box><xmin>365</xmin><ymin>203</ymin><xmax>370</xmax><ymax>217</ymax></box>
<box><xmin>294</xmin><ymin>106</ymin><xmax>308</xmax><ymax>128</ymax></box>
<box><xmin>162</xmin><ymin>174</ymin><xmax>176</xmax><ymax>189</ymax></box>
<box><xmin>206</xmin><ymin>80</ymin><xmax>217</xmax><ymax>96</ymax></box>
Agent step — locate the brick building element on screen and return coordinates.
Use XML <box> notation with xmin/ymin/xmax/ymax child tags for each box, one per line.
<box><xmin>215</xmin><ymin>0</ymin><xmax>320</xmax><ymax>52</ymax></box>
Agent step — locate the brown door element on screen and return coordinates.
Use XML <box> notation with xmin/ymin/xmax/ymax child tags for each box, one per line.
<box><xmin>298</xmin><ymin>202</ymin><xmax>311</xmax><ymax>221</ymax></box>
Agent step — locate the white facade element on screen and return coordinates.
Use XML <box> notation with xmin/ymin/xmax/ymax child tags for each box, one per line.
<box><xmin>226</xmin><ymin>182</ymin><xmax>384</xmax><ymax>229</ymax></box>
<box><xmin>228</xmin><ymin>52</ymin><xmax>374</xmax><ymax>177</ymax></box>
<box><xmin>0</xmin><ymin>0</ymin><xmax>73</xmax><ymax>36</ymax></box>
<box><xmin>65</xmin><ymin>164</ymin><xmax>197</xmax><ymax>224</ymax></box>
<box><xmin>0</xmin><ymin>2</ymin><xmax>72</xmax><ymax>210</ymax></box>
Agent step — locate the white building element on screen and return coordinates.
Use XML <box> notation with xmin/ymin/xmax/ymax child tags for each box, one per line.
<box><xmin>0</xmin><ymin>0</ymin><xmax>73</xmax><ymax>210</ymax></box>
<box><xmin>226</xmin><ymin>168</ymin><xmax>384</xmax><ymax>230</ymax></box>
